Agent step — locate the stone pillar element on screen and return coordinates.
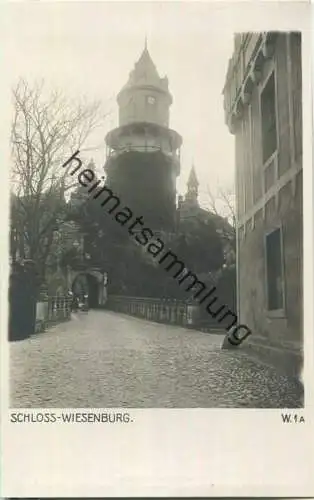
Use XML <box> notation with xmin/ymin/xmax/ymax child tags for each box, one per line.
<box><xmin>185</xmin><ymin>303</ymin><xmax>200</xmax><ymax>327</ymax></box>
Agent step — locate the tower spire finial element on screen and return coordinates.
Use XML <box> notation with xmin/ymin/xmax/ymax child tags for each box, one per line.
<box><xmin>144</xmin><ymin>33</ymin><xmax>148</xmax><ymax>51</ymax></box>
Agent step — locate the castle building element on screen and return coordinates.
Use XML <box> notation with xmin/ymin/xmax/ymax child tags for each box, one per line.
<box><xmin>223</xmin><ymin>33</ymin><xmax>302</xmax><ymax>358</ymax></box>
<box><xmin>104</xmin><ymin>43</ymin><xmax>182</xmax><ymax>231</ymax></box>
<box><xmin>177</xmin><ymin>165</ymin><xmax>236</xmax><ymax>267</ymax></box>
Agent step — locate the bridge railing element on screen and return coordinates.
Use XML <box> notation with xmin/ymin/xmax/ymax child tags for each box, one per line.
<box><xmin>35</xmin><ymin>295</ymin><xmax>72</xmax><ymax>333</ymax></box>
<box><xmin>106</xmin><ymin>295</ymin><xmax>188</xmax><ymax>326</ymax></box>
<box><xmin>106</xmin><ymin>295</ymin><xmax>220</xmax><ymax>330</ymax></box>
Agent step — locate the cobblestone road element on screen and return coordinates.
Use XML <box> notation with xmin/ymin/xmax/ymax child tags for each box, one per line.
<box><xmin>10</xmin><ymin>310</ymin><xmax>303</xmax><ymax>408</ymax></box>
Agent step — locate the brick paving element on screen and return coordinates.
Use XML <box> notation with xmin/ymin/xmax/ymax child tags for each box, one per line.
<box><xmin>10</xmin><ymin>310</ymin><xmax>303</xmax><ymax>408</ymax></box>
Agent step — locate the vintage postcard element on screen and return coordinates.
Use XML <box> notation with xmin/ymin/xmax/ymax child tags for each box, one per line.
<box><xmin>1</xmin><ymin>0</ymin><xmax>313</xmax><ymax>497</ymax></box>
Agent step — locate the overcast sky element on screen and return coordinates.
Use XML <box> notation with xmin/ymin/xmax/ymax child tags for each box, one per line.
<box><xmin>5</xmin><ymin>2</ymin><xmax>235</xmax><ymax>208</ymax></box>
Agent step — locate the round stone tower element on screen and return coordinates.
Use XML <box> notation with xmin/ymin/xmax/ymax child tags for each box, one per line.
<box><xmin>105</xmin><ymin>42</ymin><xmax>182</xmax><ymax>231</ymax></box>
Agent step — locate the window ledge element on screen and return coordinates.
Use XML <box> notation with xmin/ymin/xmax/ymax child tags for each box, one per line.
<box><xmin>266</xmin><ymin>308</ymin><xmax>286</xmax><ymax>319</ymax></box>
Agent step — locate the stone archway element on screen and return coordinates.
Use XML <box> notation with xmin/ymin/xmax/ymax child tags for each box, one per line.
<box><xmin>68</xmin><ymin>268</ymin><xmax>107</xmax><ymax>308</ymax></box>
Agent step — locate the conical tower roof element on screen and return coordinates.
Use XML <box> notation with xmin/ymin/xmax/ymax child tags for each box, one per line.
<box><xmin>132</xmin><ymin>46</ymin><xmax>160</xmax><ymax>82</ymax></box>
<box><xmin>119</xmin><ymin>43</ymin><xmax>170</xmax><ymax>95</ymax></box>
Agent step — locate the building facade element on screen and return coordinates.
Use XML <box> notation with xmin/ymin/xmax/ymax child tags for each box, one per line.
<box><xmin>105</xmin><ymin>43</ymin><xmax>182</xmax><ymax>231</ymax></box>
<box><xmin>223</xmin><ymin>32</ymin><xmax>302</xmax><ymax>351</ymax></box>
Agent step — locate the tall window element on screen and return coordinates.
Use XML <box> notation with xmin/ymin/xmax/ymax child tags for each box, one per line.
<box><xmin>266</xmin><ymin>227</ymin><xmax>284</xmax><ymax>311</ymax></box>
<box><xmin>261</xmin><ymin>72</ymin><xmax>277</xmax><ymax>163</ymax></box>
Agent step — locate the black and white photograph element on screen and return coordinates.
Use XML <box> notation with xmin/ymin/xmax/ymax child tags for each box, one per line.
<box><xmin>7</xmin><ymin>4</ymin><xmax>305</xmax><ymax>410</ymax></box>
<box><xmin>1</xmin><ymin>1</ymin><xmax>313</xmax><ymax>497</ymax></box>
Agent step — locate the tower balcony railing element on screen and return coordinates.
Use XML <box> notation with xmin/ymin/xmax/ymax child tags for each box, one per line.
<box><xmin>106</xmin><ymin>144</ymin><xmax>181</xmax><ymax>162</ymax></box>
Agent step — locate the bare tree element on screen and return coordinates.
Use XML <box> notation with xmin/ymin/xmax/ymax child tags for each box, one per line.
<box><xmin>10</xmin><ymin>78</ymin><xmax>109</xmax><ymax>279</ymax></box>
<box><xmin>205</xmin><ymin>183</ymin><xmax>236</xmax><ymax>265</ymax></box>
<box><xmin>206</xmin><ymin>183</ymin><xmax>236</xmax><ymax>228</ymax></box>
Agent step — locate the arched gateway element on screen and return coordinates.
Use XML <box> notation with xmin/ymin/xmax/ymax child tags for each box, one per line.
<box><xmin>67</xmin><ymin>268</ymin><xmax>107</xmax><ymax>308</ymax></box>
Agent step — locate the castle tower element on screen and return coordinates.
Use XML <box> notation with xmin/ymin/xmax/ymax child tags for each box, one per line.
<box><xmin>177</xmin><ymin>165</ymin><xmax>200</xmax><ymax>222</ymax></box>
<box><xmin>185</xmin><ymin>165</ymin><xmax>199</xmax><ymax>206</ymax></box>
<box><xmin>105</xmin><ymin>43</ymin><xmax>182</xmax><ymax>231</ymax></box>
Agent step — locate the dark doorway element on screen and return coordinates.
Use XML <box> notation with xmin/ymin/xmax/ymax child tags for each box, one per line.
<box><xmin>86</xmin><ymin>274</ymin><xmax>99</xmax><ymax>308</ymax></box>
<box><xmin>72</xmin><ymin>273</ymin><xmax>100</xmax><ymax>308</ymax></box>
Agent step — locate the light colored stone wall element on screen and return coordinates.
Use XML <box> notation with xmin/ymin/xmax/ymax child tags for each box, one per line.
<box><xmin>119</xmin><ymin>87</ymin><xmax>170</xmax><ymax>128</ymax></box>
<box><xmin>238</xmin><ymin>170</ymin><xmax>302</xmax><ymax>346</ymax></box>
<box><xmin>224</xmin><ymin>32</ymin><xmax>303</xmax><ymax>349</ymax></box>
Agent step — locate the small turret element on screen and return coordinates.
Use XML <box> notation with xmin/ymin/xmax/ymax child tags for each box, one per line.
<box><xmin>185</xmin><ymin>165</ymin><xmax>199</xmax><ymax>205</ymax></box>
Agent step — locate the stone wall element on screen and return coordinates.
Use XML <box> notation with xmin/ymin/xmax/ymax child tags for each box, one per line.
<box><xmin>106</xmin><ymin>150</ymin><xmax>177</xmax><ymax>231</ymax></box>
<box><xmin>238</xmin><ymin>170</ymin><xmax>302</xmax><ymax>348</ymax></box>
